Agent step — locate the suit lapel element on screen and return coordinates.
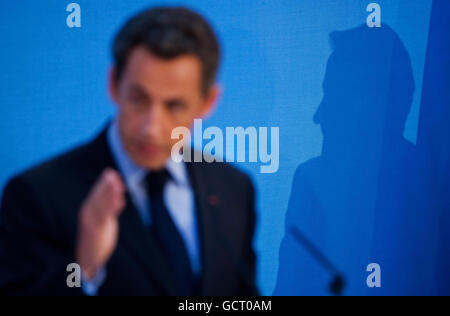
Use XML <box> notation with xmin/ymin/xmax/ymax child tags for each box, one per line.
<box><xmin>185</xmin><ymin>161</ymin><xmax>223</xmax><ymax>295</ymax></box>
<box><xmin>118</xmin><ymin>195</ymin><xmax>179</xmax><ymax>295</ymax></box>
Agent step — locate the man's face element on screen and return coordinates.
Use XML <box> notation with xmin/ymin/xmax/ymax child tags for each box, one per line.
<box><xmin>110</xmin><ymin>46</ymin><xmax>218</xmax><ymax>170</ymax></box>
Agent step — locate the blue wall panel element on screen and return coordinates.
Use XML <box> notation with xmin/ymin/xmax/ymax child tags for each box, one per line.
<box><xmin>1</xmin><ymin>1</ymin><xmax>447</xmax><ymax>295</ymax></box>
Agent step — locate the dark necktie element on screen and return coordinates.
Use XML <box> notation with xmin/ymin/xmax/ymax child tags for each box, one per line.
<box><xmin>145</xmin><ymin>169</ymin><xmax>195</xmax><ymax>295</ymax></box>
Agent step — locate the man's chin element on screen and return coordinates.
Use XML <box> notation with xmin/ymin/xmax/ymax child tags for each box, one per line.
<box><xmin>132</xmin><ymin>155</ymin><xmax>170</xmax><ymax>171</ymax></box>
<box><xmin>145</xmin><ymin>162</ymin><xmax>168</xmax><ymax>171</ymax></box>
<box><xmin>127</xmin><ymin>146</ymin><xmax>171</xmax><ymax>170</ymax></box>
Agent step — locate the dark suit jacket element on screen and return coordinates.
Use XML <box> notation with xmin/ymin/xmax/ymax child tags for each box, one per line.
<box><xmin>0</xmin><ymin>125</ymin><xmax>258</xmax><ymax>296</ymax></box>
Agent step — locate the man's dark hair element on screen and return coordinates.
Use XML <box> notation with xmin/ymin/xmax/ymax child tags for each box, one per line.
<box><xmin>112</xmin><ymin>6</ymin><xmax>220</xmax><ymax>95</ymax></box>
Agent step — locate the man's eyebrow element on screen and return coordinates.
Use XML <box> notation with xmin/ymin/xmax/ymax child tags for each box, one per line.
<box><xmin>164</xmin><ymin>97</ymin><xmax>187</xmax><ymax>105</ymax></box>
<box><xmin>129</xmin><ymin>83</ymin><xmax>148</xmax><ymax>94</ymax></box>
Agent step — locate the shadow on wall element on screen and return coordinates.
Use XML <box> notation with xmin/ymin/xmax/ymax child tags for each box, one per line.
<box><xmin>274</xmin><ymin>23</ymin><xmax>444</xmax><ymax>296</ymax></box>
<box><xmin>416</xmin><ymin>0</ymin><xmax>450</xmax><ymax>296</ymax></box>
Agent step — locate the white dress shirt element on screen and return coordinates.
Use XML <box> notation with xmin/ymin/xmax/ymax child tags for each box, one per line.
<box><xmin>82</xmin><ymin>120</ymin><xmax>201</xmax><ymax>295</ymax></box>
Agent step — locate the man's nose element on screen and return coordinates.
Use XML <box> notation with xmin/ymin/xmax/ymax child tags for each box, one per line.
<box><xmin>141</xmin><ymin>104</ymin><xmax>165</xmax><ymax>139</ymax></box>
<box><xmin>314</xmin><ymin>99</ymin><xmax>325</xmax><ymax>125</ymax></box>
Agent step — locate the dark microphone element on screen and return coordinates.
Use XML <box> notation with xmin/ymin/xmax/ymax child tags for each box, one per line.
<box><xmin>290</xmin><ymin>227</ymin><xmax>346</xmax><ymax>296</ymax></box>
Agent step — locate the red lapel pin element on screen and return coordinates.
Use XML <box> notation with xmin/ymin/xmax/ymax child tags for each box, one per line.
<box><xmin>208</xmin><ymin>195</ymin><xmax>220</xmax><ymax>207</ymax></box>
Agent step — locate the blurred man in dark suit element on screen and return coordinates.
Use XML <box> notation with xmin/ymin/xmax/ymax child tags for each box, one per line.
<box><xmin>0</xmin><ymin>7</ymin><xmax>258</xmax><ymax>296</ymax></box>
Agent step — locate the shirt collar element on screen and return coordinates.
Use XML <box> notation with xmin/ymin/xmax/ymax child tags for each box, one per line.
<box><xmin>107</xmin><ymin>119</ymin><xmax>189</xmax><ymax>188</ymax></box>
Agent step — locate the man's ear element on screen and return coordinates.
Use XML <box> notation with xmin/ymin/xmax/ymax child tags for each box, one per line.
<box><xmin>200</xmin><ymin>84</ymin><xmax>221</xmax><ymax>119</ymax></box>
<box><xmin>108</xmin><ymin>67</ymin><xmax>119</xmax><ymax>104</ymax></box>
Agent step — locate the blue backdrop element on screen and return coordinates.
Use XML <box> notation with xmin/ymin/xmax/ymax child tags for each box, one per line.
<box><xmin>0</xmin><ymin>0</ymin><xmax>448</xmax><ymax>295</ymax></box>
